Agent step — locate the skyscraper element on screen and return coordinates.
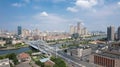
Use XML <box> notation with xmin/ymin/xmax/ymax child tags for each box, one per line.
<box><xmin>82</xmin><ymin>27</ymin><xmax>88</xmax><ymax>35</ymax></box>
<box><xmin>107</xmin><ymin>26</ymin><xmax>115</xmax><ymax>41</ymax></box>
<box><xmin>118</xmin><ymin>26</ymin><xmax>120</xmax><ymax>40</ymax></box>
<box><xmin>74</xmin><ymin>26</ymin><xmax>77</xmax><ymax>33</ymax></box>
<box><xmin>77</xmin><ymin>22</ymin><xmax>81</xmax><ymax>35</ymax></box>
<box><xmin>70</xmin><ymin>25</ymin><xmax>75</xmax><ymax>34</ymax></box>
<box><xmin>18</xmin><ymin>26</ymin><xmax>22</xmax><ymax>35</ymax></box>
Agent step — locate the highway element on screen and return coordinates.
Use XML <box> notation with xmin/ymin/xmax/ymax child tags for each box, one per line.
<box><xmin>27</xmin><ymin>40</ymin><xmax>96</xmax><ymax>67</ymax></box>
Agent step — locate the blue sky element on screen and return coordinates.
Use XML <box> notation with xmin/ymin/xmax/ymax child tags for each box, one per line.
<box><xmin>0</xmin><ymin>0</ymin><xmax>120</xmax><ymax>32</ymax></box>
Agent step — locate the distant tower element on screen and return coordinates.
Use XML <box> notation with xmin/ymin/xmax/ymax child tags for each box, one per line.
<box><xmin>107</xmin><ymin>26</ymin><xmax>115</xmax><ymax>41</ymax></box>
<box><xmin>18</xmin><ymin>26</ymin><xmax>22</xmax><ymax>35</ymax></box>
<box><xmin>83</xmin><ymin>27</ymin><xmax>88</xmax><ymax>35</ymax></box>
<box><xmin>118</xmin><ymin>26</ymin><xmax>120</xmax><ymax>40</ymax></box>
<box><xmin>74</xmin><ymin>26</ymin><xmax>77</xmax><ymax>33</ymax></box>
<box><xmin>70</xmin><ymin>25</ymin><xmax>75</xmax><ymax>34</ymax></box>
<box><xmin>77</xmin><ymin>22</ymin><xmax>82</xmax><ymax>35</ymax></box>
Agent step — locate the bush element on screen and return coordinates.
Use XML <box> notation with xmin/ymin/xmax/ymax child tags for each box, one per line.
<box><xmin>35</xmin><ymin>60</ymin><xmax>44</xmax><ymax>67</ymax></box>
<box><xmin>5</xmin><ymin>53</ymin><xmax>18</xmax><ymax>65</ymax></box>
<box><xmin>51</xmin><ymin>57</ymin><xmax>67</xmax><ymax>67</ymax></box>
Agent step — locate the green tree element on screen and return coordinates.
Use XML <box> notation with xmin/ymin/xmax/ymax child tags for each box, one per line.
<box><xmin>71</xmin><ymin>33</ymin><xmax>79</xmax><ymax>40</ymax></box>
<box><xmin>35</xmin><ymin>60</ymin><xmax>44</xmax><ymax>67</ymax></box>
<box><xmin>5</xmin><ymin>53</ymin><xmax>18</xmax><ymax>65</ymax></box>
<box><xmin>51</xmin><ymin>57</ymin><xmax>67</xmax><ymax>67</ymax></box>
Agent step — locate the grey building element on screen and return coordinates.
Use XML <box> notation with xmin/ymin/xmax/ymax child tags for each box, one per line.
<box><xmin>18</xmin><ymin>26</ymin><xmax>22</xmax><ymax>35</ymax></box>
<box><xmin>118</xmin><ymin>26</ymin><xmax>120</xmax><ymax>40</ymax></box>
<box><xmin>68</xmin><ymin>46</ymin><xmax>92</xmax><ymax>58</ymax></box>
<box><xmin>77</xmin><ymin>22</ymin><xmax>82</xmax><ymax>35</ymax></box>
<box><xmin>107</xmin><ymin>26</ymin><xmax>115</xmax><ymax>41</ymax></box>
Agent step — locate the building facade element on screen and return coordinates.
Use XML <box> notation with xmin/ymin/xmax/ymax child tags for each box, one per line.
<box><xmin>107</xmin><ymin>26</ymin><xmax>115</xmax><ymax>41</ymax></box>
<box><xmin>89</xmin><ymin>53</ymin><xmax>120</xmax><ymax>67</ymax></box>
<box><xmin>69</xmin><ymin>46</ymin><xmax>92</xmax><ymax>58</ymax></box>
<box><xmin>118</xmin><ymin>26</ymin><xmax>120</xmax><ymax>40</ymax></box>
<box><xmin>70</xmin><ymin>25</ymin><xmax>75</xmax><ymax>35</ymax></box>
<box><xmin>17</xmin><ymin>26</ymin><xmax>22</xmax><ymax>35</ymax></box>
<box><xmin>0</xmin><ymin>58</ymin><xmax>10</xmax><ymax>67</ymax></box>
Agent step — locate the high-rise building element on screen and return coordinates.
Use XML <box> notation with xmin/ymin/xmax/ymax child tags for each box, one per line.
<box><xmin>74</xmin><ymin>26</ymin><xmax>77</xmax><ymax>33</ymax></box>
<box><xmin>22</xmin><ymin>29</ymin><xmax>30</xmax><ymax>37</ymax></box>
<box><xmin>70</xmin><ymin>25</ymin><xmax>75</xmax><ymax>34</ymax></box>
<box><xmin>118</xmin><ymin>26</ymin><xmax>120</xmax><ymax>40</ymax></box>
<box><xmin>82</xmin><ymin>27</ymin><xmax>88</xmax><ymax>35</ymax></box>
<box><xmin>107</xmin><ymin>26</ymin><xmax>115</xmax><ymax>41</ymax></box>
<box><xmin>77</xmin><ymin>22</ymin><xmax>81</xmax><ymax>35</ymax></box>
<box><xmin>18</xmin><ymin>26</ymin><xmax>22</xmax><ymax>35</ymax></box>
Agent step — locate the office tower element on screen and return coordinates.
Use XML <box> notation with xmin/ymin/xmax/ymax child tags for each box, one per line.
<box><xmin>118</xmin><ymin>26</ymin><xmax>120</xmax><ymax>40</ymax></box>
<box><xmin>22</xmin><ymin>29</ymin><xmax>30</xmax><ymax>37</ymax></box>
<box><xmin>82</xmin><ymin>27</ymin><xmax>88</xmax><ymax>35</ymax></box>
<box><xmin>107</xmin><ymin>26</ymin><xmax>115</xmax><ymax>41</ymax></box>
<box><xmin>70</xmin><ymin>25</ymin><xmax>75</xmax><ymax>34</ymax></box>
<box><xmin>34</xmin><ymin>28</ymin><xmax>40</xmax><ymax>35</ymax></box>
<box><xmin>77</xmin><ymin>22</ymin><xmax>82</xmax><ymax>35</ymax></box>
<box><xmin>18</xmin><ymin>26</ymin><xmax>22</xmax><ymax>35</ymax></box>
<box><xmin>74</xmin><ymin>26</ymin><xmax>77</xmax><ymax>33</ymax></box>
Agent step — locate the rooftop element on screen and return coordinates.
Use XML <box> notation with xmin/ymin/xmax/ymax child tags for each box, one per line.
<box><xmin>69</xmin><ymin>45</ymin><xmax>90</xmax><ymax>50</ymax></box>
<box><xmin>95</xmin><ymin>50</ymin><xmax>120</xmax><ymax>59</ymax></box>
<box><xmin>18</xmin><ymin>52</ymin><xmax>30</xmax><ymax>59</ymax></box>
<box><xmin>0</xmin><ymin>58</ymin><xmax>10</xmax><ymax>67</ymax></box>
<box><xmin>0</xmin><ymin>58</ymin><xmax>9</xmax><ymax>63</ymax></box>
<box><xmin>40</xmin><ymin>58</ymin><xmax>49</xmax><ymax>63</ymax></box>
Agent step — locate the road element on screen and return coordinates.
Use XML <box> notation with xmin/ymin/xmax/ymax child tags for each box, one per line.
<box><xmin>27</xmin><ymin>40</ymin><xmax>96</xmax><ymax>67</ymax></box>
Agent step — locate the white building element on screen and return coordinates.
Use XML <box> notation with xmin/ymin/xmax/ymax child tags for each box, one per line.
<box><xmin>68</xmin><ymin>46</ymin><xmax>92</xmax><ymax>57</ymax></box>
<box><xmin>22</xmin><ymin>29</ymin><xmax>30</xmax><ymax>37</ymax></box>
<box><xmin>0</xmin><ymin>40</ymin><xmax>6</xmax><ymax>46</ymax></box>
<box><xmin>70</xmin><ymin>25</ymin><xmax>75</xmax><ymax>34</ymax></box>
<box><xmin>0</xmin><ymin>58</ymin><xmax>10</xmax><ymax>67</ymax></box>
<box><xmin>12</xmin><ymin>40</ymin><xmax>22</xmax><ymax>45</ymax></box>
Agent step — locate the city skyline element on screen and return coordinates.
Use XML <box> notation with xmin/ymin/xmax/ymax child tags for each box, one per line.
<box><xmin>0</xmin><ymin>0</ymin><xmax>120</xmax><ymax>32</ymax></box>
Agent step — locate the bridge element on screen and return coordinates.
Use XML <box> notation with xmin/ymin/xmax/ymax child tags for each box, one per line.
<box><xmin>26</xmin><ymin>40</ymin><xmax>95</xmax><ymax>67</ymax></box>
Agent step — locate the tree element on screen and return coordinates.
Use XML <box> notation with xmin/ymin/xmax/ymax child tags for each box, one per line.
<box><xmin>50</xmin><ymin>57</ymin><xmax>67</xmax><ymax>67</ymax></box>
<box><xmin>35</xmin><ymin>60</ymin><xmax>44</xmax><ymax>67</ymax></box>
<box><xmin>5</xmin><ymin>53</ymin><xmax>18</xmax><ymax>65</ymax></box>
<box><xmin>71</xmin><ymin>33</ymin><xmax>79</xmax><ymax>40</ymax></box>
<box><xmin>71</xmin><ymin>33</ymin><xmax>79</xmax><ymax>45</ymax></box>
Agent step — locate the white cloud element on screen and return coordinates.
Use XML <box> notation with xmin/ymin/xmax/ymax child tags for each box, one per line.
<box><xmin>67</xmin><ymin>0</ymin><xmax>99</xmax><ymax>12</ymax></box>
<box><xmin>67</xmin><ymin>7</ymin><xmax>78</xmax><ymax>12</ymax></box>
<box><xmin>52</xmin><ymin>0</ymin><xmax>65</xmax><ymax>3</ymax></box>
<box><xmin>11</xmin><ymin>0</ymin><xmax>30</xmax><ymax>7</ymax></box>
<box><xmin>11</xmin><ymin>3</ymin><xmax>23</xmax><ymax>7</ymax></box>
<box><xmin>33</xmin><ymin>11</ymin><xmax>68</xmax><ymax>23</ymax></box>
<box><xmin>118</xmin><ymin>2</ymin><xmax>120</xmax><ymax>5</ymax></box>
<box><xmin>75</xmin><ymin>0</ymin><xmax>98</xmax><ymax>8</ymax></box>
<box><xmin>40</xmin><ymin>11</ymin><xmax>48</xmax><ymax>17</ymax></box>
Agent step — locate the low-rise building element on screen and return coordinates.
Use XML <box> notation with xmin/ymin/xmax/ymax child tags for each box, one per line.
<box><xmin>17</xmin><ymin>52</ymin><xmax>31</xmax><ymax>62</ymax></box>
<box><xmin>0</xmin><ymin>58</ymin><xmax>10</xmax><ymax>67</ymax></box>
<box><xmin>0</xmin><ymin>40</ymin><xmax>6</xmax><ymax>46</ymax></box>
<box><xmin>12</xmin><ymin>40</ymin><xmax>22</xmax><ymax>45</ymax></box>
<box><xmin>68</xmin><ymin>46</ymin><xmax>92</xmax><ymax>58</ymax></box>
<box><xmin>44</xmin><ymin>60</ymin><xmax>55</xmax><ymax>67</ymax></box>
<box><xmin>89</xmin><ymin>51</ymin><xmax>120</xmax><ymax>67</ymax></box>
<box><xmin>40</xmin><ymin>58</ymin><xmax>55</xmax><ymax>67</ymax></box>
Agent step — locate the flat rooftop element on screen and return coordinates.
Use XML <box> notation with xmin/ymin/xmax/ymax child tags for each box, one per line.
<box><xmin>95</xmin><ymin>51</ymin><xmax>120</xmax><ymax>59</ymax></box>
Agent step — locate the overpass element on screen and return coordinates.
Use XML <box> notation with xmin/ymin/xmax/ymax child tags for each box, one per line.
<box><xmin>27</xmin><ymin>40</ymin><xmax>95</xmax><ymax>67</ymax></box>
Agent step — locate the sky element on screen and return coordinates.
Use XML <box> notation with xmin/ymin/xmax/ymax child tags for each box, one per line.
<box><xmin>0</xmin><ymin>0</ymin><xmax>120</xmax><ymax>32</ymax></box>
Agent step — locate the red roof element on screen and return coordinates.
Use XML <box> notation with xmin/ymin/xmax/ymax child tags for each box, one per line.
<box><xmin>18</xmin><ymin>52</ymin><xmax>30</xmax><ymax>59</ymax></box>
